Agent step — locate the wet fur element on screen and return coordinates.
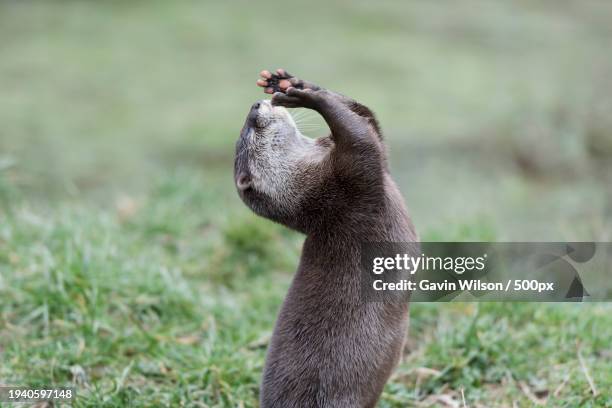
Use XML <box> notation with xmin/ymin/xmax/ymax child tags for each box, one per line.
<box><xmin>235</xmin><ymin>74</ymin><xmax>417</xmax><ymax>407</ymax></box>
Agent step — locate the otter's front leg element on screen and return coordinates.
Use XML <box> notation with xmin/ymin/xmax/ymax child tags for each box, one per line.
<box><xmin>258</xmin><ymin>69</ymin><xmax>383</xmax><ymax>149</ymax></box>
<box><xmin>259</xmin><ymin>71</ymin><xmax>375</xmax><ymax>152</ymax></box>
<box><xmin>279</xmin><ymin>88</ymin><xmax>377</xmax><ymax>154</ymax></box>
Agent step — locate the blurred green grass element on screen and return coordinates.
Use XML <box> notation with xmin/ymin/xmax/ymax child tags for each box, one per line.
<box><xmin>2</xmin><ymin>174</ymin><xmax>611</xmax><ymax>406</ymax></box>
<box><xmin>1</xmin><ymin>0</ymin><xmax>611</xmax><ymax>237</ymax></box>
<box><xmin>1</xmin><ymin>1</ymin><xmax>612</xmax><ymax>406</ymax></box>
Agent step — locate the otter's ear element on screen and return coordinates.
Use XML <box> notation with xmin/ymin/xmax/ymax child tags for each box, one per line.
<box><xmin>236</xmin><ymin>173</ymin><xmax>252</xmax><ymax>191</ymax></box>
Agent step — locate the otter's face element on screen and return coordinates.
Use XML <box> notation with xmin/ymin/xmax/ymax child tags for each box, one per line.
<box><xmin>234</xmin><ymin>100</ymin><xmax>317</xmax><ymax>224</ymax></box>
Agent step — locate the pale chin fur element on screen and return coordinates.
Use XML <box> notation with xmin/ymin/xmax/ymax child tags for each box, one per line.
<box><xmin>246</xmin><ymin>100</ymin><xmax>314</xmax><ymax>208</ymax></box>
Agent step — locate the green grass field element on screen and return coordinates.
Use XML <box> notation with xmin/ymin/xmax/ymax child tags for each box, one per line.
<box><xmin>1</xmin><ymin>1</ymin><xmax>611</xmax><ymax>407</ymax></box>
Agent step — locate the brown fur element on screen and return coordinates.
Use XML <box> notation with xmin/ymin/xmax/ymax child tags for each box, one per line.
<box><xmin>235</xmin><ymin>72</ymin><xmax>417</xmax><ymax>407</ymax></box>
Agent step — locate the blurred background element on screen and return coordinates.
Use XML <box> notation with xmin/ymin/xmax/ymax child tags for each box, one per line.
<box><xmin>1</xmin><ymin>1</ymin><xmax>611</xmax><ymax>406</ymax></box>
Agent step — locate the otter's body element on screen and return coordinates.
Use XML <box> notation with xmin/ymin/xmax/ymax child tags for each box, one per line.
<box><xmin>235</xmin><ymin>70</ymin><xmax>417</xmax><ymax>407</ymax></box>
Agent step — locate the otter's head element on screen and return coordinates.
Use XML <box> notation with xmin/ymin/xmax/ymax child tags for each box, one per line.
<box><xmin>234</xmin><ymin>100</ymin><xmax>321</xmax><ymax>228</ymax></box>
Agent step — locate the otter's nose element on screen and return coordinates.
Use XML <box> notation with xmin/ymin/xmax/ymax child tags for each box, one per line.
<box><xmin>251</xmin><ymin>101</ymin><xmax>261</xmax><ymax>110</ymax></box>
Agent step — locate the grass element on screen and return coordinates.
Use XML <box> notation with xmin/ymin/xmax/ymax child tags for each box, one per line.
<box><xmin>1</xmin><ymin>181</ymin><xmax>611</xmax><ymax>406</ymax></box>
<box><xmin>1</xmin><ymin>1</ymin><xmax>612</xmax><ymax>407</ymax></box>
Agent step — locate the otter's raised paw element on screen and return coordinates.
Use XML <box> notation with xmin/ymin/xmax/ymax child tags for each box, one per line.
<box><xmin>257</xmin><ymin>69</ymin><xmax>294</xmax><ymax>94</ymax></box>
<box><xmin>257</xmin><ymin>69</ymin><xmax>317</xmax><ymax>94</ymax></box>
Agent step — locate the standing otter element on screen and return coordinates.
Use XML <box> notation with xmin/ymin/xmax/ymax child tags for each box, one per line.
<box><xmin>234</xmin><ymin>69</ymin><xmax>417</xmax><ymax>407</ymax></box>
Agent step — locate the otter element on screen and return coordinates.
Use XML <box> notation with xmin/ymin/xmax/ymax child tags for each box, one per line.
<box><xmin>234</xmin><ymin>69</ymin><xmax>418</xmax><ymax>408</ymax></box>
